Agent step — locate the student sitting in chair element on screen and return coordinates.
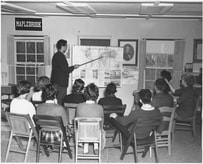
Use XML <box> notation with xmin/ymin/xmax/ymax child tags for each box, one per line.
<box><xmin>165</xmin><ymin>74</ymin><xmax>196</xmax><ymax>119</ymax></box>
<box><xmin>62</xmin><ymin>78</ymin><xmax>86</xmax><ymax>106</ymax></box>
<box><xmin>76</xmin><ymin>83</ymin><xmax>105</xmax><ymax>154</ymax></box>
<box><xmin>36</xmin><ymin>83</ymin><xmax>70</xmax><ymax>151</ymax></box>
<box><xmin>151</xmin><ymin>78</ymin><xmax>174</xmax><ymax>108</ymax></box>
<box><xmin>10</xmin><ymin>80</ymin><xmax>36</xmax><ymax>121</ymax></box>
<box><xmin>98</xmin><ymin>82</ymin><xmax>122</xmax><ymax>106</ymax></box>
<box><xmin>109</xmin><ymin>89</ymin><xmax>162</xmax><ymax>144</ymax></box>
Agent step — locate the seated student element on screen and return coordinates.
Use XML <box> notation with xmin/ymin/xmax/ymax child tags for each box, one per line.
<box><xmin>109</xmin><ymin>89</ymin><xmax>162</xmax><ymax>144</ymax></box>
<box><xmin>151</xmin><ymin>78</ymin><xmax>174</xmax><ymax>108</ymax></box>
<box><xmin>36</xmin><ymin>84</ymin><xmax>70</xmax><ymax>150</ymax></box>
<box><xmin>76</xmin><ymin>83</ymin><xmax>105</xmax><ymax>154</ymax></box>
<box><xmin>98</xmin><ymin>82</ymin><xmax>122</xmax><ymax>106</ymax></box>
<box><xmin>62</xmin><ymin>79</ymin><xmax>85</xmax><ymax>106</ymax></box>
<box><xmin>10</xmin><ymin>80</ymin><xmax>36</xmax><ymax>120</ymax></box>
<box><xmin>36</xmin><ymin>83</ymin><xmax>68</xmax><ymax>128</ymax></box>
<box><xmin>160</xmin><ymin>70</ymin><xmax>172</xmax><ymax>94</ymax></box>
<box><xmin>165</xmin><ymin>74</ymin><xmax>196</xmax><ymax>119</ymax></box>
<box><xmin>32</xmin><ymin>76</ymin><xmax>50</xmax><ymax>102</ymax></box>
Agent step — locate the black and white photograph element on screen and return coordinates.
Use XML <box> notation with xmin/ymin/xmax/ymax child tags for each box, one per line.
<box><xmin>1</xmin><ymin>1</ymin><xmax>202</xmax><ymax>163</ymax></box>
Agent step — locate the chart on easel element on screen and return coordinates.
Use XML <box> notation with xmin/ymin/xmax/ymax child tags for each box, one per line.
<box><xmin>72</xmin><ymin>46</ymin><xmax>123</xmax><ymax>87</ymax></box>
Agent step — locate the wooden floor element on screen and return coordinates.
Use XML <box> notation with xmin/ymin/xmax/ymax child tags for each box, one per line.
<box><xmin>1</xmin><ymin>114</ymin><xmax>202</xmax><ymax>163</ymax></box>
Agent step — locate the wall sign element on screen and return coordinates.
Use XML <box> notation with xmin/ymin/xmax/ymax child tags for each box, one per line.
<box><xmin>15</xmin><ymin>17</ymin><xmax>42</xmax><ymax>31</ymax></box>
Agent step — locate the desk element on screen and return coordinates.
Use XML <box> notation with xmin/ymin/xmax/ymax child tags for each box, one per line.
<box><xmin>1</xmin><ymin>85</ymin><xmax>17</xmax><ymax>111</ymax></box>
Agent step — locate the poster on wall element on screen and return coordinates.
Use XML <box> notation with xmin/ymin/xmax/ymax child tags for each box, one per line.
<box><xmin>122</xmin><ymin>66</ymin><xmax>139</xmax><ymax>89</ymax></box>
<box><xmin>72</xmin><ymin>46</ymin><xmax>123</xmax><ymax>87</ymax></box>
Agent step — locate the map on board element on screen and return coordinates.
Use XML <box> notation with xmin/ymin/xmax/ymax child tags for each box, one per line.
<box><xmin>72</xmin><ymin>46</ymin><xmax>123</xmax><ymax>87</ymax></box>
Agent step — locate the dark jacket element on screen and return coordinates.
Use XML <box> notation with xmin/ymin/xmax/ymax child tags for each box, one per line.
<box><xmin>151</xmin><ymin>92</ymin><xmax>174</xmax><ymax>108</ymax></box>
<box><xmin>174</xmin><ymin>86</ymin><xmax>196</xmax><ymax>118</ymax></box>
<box><xmin>98</xmin><ymin>95</ymin><xmax>122</xmax><ymax>106</ymax></box>
<box><xmin>50</xmin><ymin>51</ymin><xmax>74</xmax><ymax>87</ymax></box>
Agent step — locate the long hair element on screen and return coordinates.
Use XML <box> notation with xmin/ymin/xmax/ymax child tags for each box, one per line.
<box><xmin>84</xmin><ymin>83</ymin><xmax>99</xmax><ymax>101</ymax></box>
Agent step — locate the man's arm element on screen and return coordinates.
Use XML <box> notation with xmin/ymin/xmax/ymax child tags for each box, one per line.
<box><xmin>115</xmin><ymin>110</ymin><xmax>138</xmax><ymax>126</ymax></box>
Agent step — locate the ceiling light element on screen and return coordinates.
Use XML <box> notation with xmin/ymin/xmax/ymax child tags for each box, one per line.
<box><xmin>141</xmin><ymin>3</ymin><xmax>174</xmax><ymax>7</ymax></box>
<box><xmin>70</xmin><ymin>3</ymin><xmax>88</xmax><ymax>7</ymax></box>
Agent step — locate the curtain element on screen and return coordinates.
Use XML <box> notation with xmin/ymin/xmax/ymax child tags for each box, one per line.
<box><xmin>138</xmin><ymin>39</ymin><xmax>147</xmax><ymax>89</ymax></box>
<box><xmin>173</xmin><ymin>39</ymin><xmax>185</xmax><ymax>89</ymax></box>
<box><xmin>7</xmin><ymin>35</ymin><xmax>15</xmax><ymax>84</ymax></box>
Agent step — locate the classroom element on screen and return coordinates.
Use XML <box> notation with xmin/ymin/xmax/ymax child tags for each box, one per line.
<box><xmin>1</xmin><ymin>0</ymin><xmax>202</xmax><ymax>163</ymax></box>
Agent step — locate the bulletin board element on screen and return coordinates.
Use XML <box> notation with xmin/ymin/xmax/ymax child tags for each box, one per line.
<box><xmin>72</xmin><ymin>46</ymin><xmax>123</xmax><ymax>87</ymax></box>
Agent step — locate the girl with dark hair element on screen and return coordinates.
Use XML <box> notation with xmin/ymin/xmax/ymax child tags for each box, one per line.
<box><xmin>62</xmin><ymin>79</ymin><xmax>85</xmax><ymax>106</ymax></box>
<box><xmin>98</xmin><ymin>82</ymin><xmax>122</xmax><ymax>106</ymax></box>
<box><xmin>76</xmin><ymin>83</ymin><xmax>105</xmax><ymax>154</ymax></box>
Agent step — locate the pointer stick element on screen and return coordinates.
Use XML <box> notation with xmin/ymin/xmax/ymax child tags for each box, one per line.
<box><xmin>79</xmin><ymin>56</ymin><xmax>103</xmax><ymax>67</ymax></box>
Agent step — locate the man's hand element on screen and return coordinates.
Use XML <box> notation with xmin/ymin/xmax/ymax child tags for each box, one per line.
<box><xmin>110</xmin><ymin>113</ymin><xmax>118</xmax><ymax>118</ymax></box>
<box><xmin>74</xmin><ymin>64</ymin><xmax>80</xmax><ymax>69</ymax></box>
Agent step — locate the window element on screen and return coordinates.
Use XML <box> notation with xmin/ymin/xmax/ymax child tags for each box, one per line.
<box><xmin>15</xmin><ymin>38</ymin><xmax>45</xmax><ymax>85</ymax></box>
<box><xmin>144</xmin><ymin>40</ymin><xmax>175</xmax><ymax>89</ymax></box>
<box><xmin>138</xmin><ymin>39</ymin><xmax>185</xmax><ymax>90</ymax></box>
<box><xmin>8</xmin><ymin>36</ymin><xmax>50</xmax><ymax>85</ymax></box>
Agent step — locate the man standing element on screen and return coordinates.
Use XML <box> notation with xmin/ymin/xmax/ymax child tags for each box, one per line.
<box><xmin>51</xmin><ymin>39</ymin><xmax>79</xmax><ymax>105</ymax></box>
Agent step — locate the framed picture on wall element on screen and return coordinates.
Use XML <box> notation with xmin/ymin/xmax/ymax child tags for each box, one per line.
<box><xmin>193</xmin><ymin>39</ymin><xmax>202</xmax><ymax>63</ymax></box>
<box><xmin>118</xmin><ymin>39</ymin><xmax>138</xmax><ymax>66</ymax></box>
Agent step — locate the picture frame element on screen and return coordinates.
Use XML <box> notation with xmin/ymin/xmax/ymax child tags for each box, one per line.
<box><xmin>118</xmin><ymin>39</ymin><xmax>138</xmax><ymax>66</ymax></box>
<box><xmin>193</xmin><ymin>39</ymin><xmax>202</xmax><ymax>63</ymax></box>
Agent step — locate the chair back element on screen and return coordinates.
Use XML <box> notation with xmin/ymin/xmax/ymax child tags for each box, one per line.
<box><xmin>5</xmin><ymin>112</ymin><xmax>35</xmax><ymax>136</ymax></box>
<box><xmin>74</xmin><ymin>117</ymin><xmax>103</xmax><ymax>142</ymax></box>
<box><xmin>102</xmin><ymin>104</ymin><xmax>126</xmax><ymax>129</ymax></box>
<box><xmin>131</xmin><ymin>116</ymin><xmax>162</xmax><ymax>138</ymax></box>
<box><xmin>64</xmin><ymin>103</ymin><xmax>78</xmax><ymax>125</ymax></box>
<box><xmin>192</xmin><ymin>95</ymin><xmax>202</xmax><ymax>120</ymax></box>
<box><xmin>33</xmin><ymin>115</ymin><xmax>64</xmax><ymax>131</ymax></box>
<box><xmin>32</xmin><ymin>114</ymin><xmax>73</xmax><ymax>161</ymax></box>
<box><xmin>158</xmin><ymin>106</ymin><xmax>176</xmax><ymax>133</ymax></box>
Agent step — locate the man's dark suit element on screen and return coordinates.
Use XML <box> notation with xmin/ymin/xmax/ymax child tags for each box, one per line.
<box><xmin>51</xmin><ymin>51</ymin><xmax>74</xmax><ymax>104</ymax></box>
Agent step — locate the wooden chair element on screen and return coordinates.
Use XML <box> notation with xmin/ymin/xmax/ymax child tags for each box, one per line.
<box><xmin>64</xmin><ymin>103</ymin><xmax>78</xmax><ymax>129</ymax></box>
<box><xmin>5</xmin><ymin>112</ymin><xmax>38</xmax><ymax>162</ymax></box>
<box><xmin>33</xmin><ymin>115</ymin><xmax>72</xmax><ymax>162</ymax></box>
<box><xmin>102</xmin><ymin>104</ymin><xmax>126</xmax><ymax>151</ymax></box>
<box><xmin>155</xmin><ymin>106</ymin><xmax>176</xmax><ymax>155</ymax></box>
<box><xmin>120</xmin><ymin>118</ymin><xmax>160</xmax><ymax>163</ymax></box>
<box><xmin>173</xmin><ymin>95</ymin><xmax>202</xmax><ymax>139</ymax></box>
<box><xmin>74</xmin><ymin>117</ymin><xmax>103</xmax><ymax>163</ymax></box>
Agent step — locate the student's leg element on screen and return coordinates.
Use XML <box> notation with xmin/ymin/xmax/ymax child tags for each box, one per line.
<box><xmin>109</xmin><ymin>118</ymin><xmax>130</xmax><ymax>144</ymax></box>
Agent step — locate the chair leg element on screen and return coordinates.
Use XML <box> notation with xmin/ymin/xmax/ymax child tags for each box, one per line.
<box><xmin>132</xmin><ymin>139</ymin><xmax>138</xmax><ymax>162</ymax></box>
<box><xmin>24</xmin><ymin>132</ymin><xmax>33</xmax><ymax>162</ymax></box>
<box><xmin>172</xmin><ymin>120</ymin><xmax>175</xmax><ymax>143</ymax></box>
<box><xmin>120</xmin><ymin>135</ymin><xmax>133</xmax><ymax>160</ymax></box>
<box><xmin>5</xmin><ymin>131</ymin><xmax>13</xmax><ymax>162</ymax></box>
<box><xmin>112</xmin><ymin>130</ymin><xmax>118</xmax><ymax>142</ymax></box>
<box><xmin>120</xmin><ymin>133</ymin><xmax>123</xmax><ymax>152</ymax></box>
<box><xmin>63</xmin><ymin>137</ymin><xmax>72</xmax><ymax>159</ymax></box>
<box><xmin>168</xmin><ymin>133</ymin><xmax>171</xmax><ymax>155</ymax></box>
<box><xmin>59</xmin><ymin>138</ymin><xmax>63</xmax><ymax>162</ymax></box>
<box><xmin>154</xmin><ymin>145</ymin><xmax>159</xmax><ymax>163</ymax></box>
<box><xmin>141</xmin><ymin>146</ymin><xmax>149</xmax><ymax>158</ymax></box>
<box><xmin>15</xmin><ymin>136</ymin><xmax>25</xmax><ymax>150</ymax></box>
<box><xmin>36</xmin><ymin>132</ymin><xmax>41</xmax><ymax>162</ymax></box>
<box><xmin>192</xmin><ymin>121</ymin><xmax>196</xmax><ymax>138</ymax></box>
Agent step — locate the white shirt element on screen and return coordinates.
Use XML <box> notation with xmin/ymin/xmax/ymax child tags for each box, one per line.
<box><xmin>32</xmin><ymin>91</ymin><xmax>42</xmax><ymax>101</ymax></box>
<box><xmin>10</xmin><ymin>94</ymin><xmax>36</xmax><ymax>120</ymax></box>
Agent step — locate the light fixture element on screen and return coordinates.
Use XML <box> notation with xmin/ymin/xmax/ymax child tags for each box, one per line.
<box><xmin>141</xmin><ymin>3</ymin><xmax>174</xmax><ymax>7</ymax></box>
